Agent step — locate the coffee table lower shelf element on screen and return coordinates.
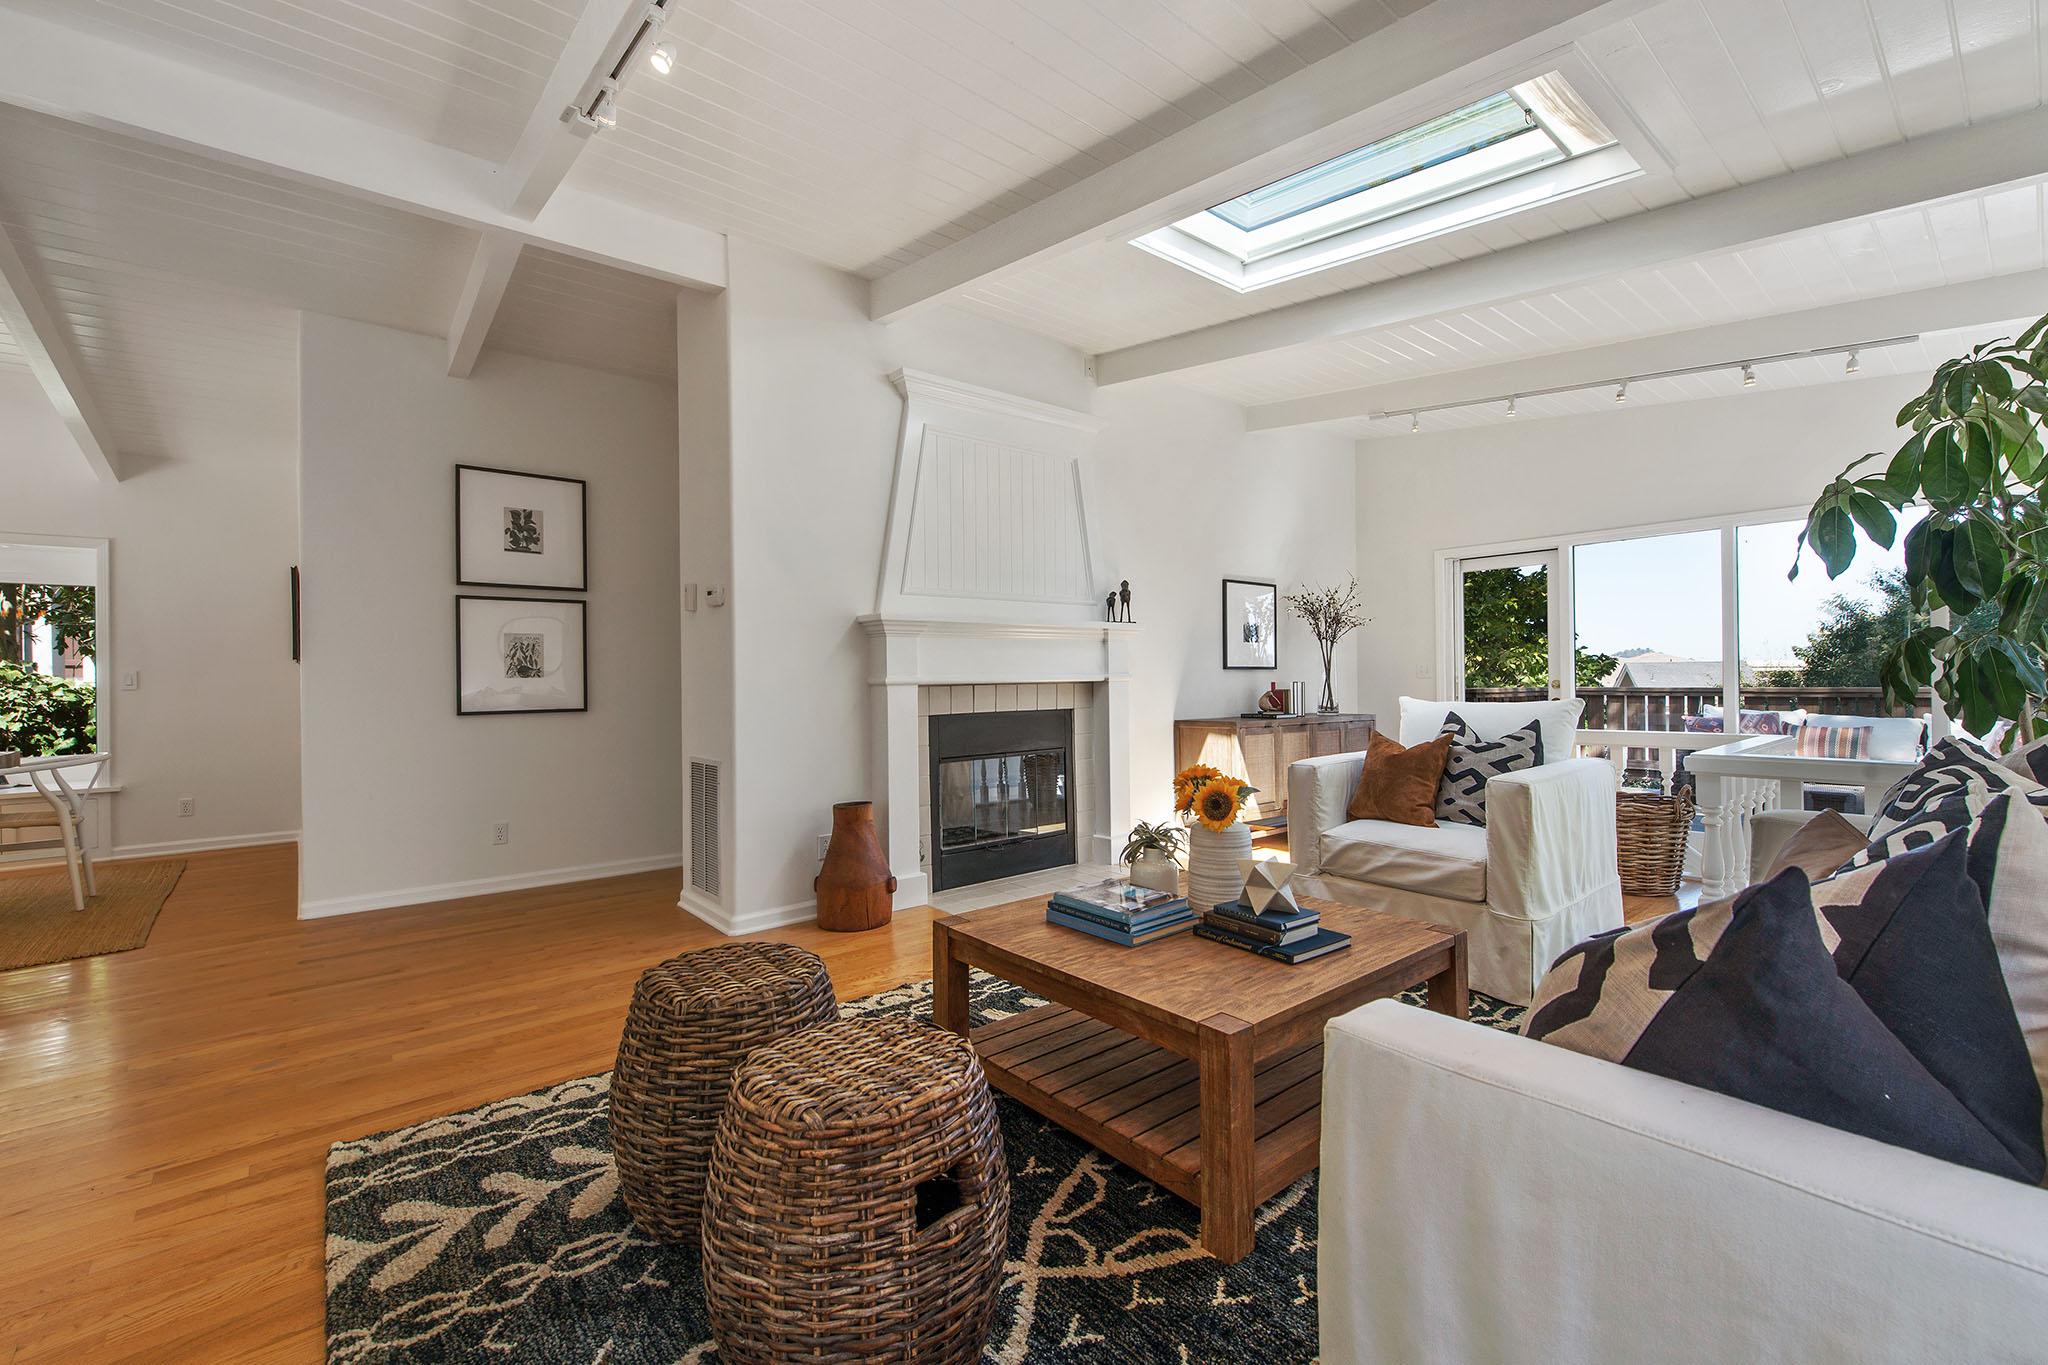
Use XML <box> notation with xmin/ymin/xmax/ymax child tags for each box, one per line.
<box><xmin>970</xmin><ymin>1002</ymin><xmax>1322</xmax><ymax>1210</ymax></box>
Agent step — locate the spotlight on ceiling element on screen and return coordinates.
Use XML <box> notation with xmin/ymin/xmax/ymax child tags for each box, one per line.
<box><xmin>1614</xmin><ymin>381</ymin><xmax>1628</xmax><ymax>405</ymax></box>
<box><xmin>1845</xmin><ymin>350</ymin><xmax>1860</xmax><ymax>375</ymax></box>
<box><xmin>1506</xmin><ymin>396</ymin><xmax>1518</xmax><ymax>417</ymax></box>
<box><xmin>1410</xmin><ymin>413</ymin><xmax>1421</xmax><ymax>434</ymax></box>
<box><xmin>650</xmin><ymin>40</ymin><xmax>678</xmax><ymax>75</ymax></box>
<box><xmin>1740</xmin><ymin>363</ymin><xmax>1757</xmax><ymax>388</ymax></box>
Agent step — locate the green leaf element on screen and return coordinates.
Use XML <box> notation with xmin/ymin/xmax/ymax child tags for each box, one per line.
<box><xmin>1964</xmin><ymin>420</ymin><xmax>1995</xmax><ymax>488</ymax></box>
<box><xmin>1884</xmin><ymin>432</ymin><xmax>1924</xmax><ymax>498</ymax></box>
<box><xmin>1929</xmin><ymin>527</ymin><xmax>1977</xmax><ymax>612</ymax></box>
<box><xmin>1995</xmin><ymin>635</ymin><xmax>2048</xmax><ymax>698</ymax></box>
<box><xmin>1896</xmin><ymin>393</ymin><xmax>1929</xmax><ymax>427</ymax></box>
<box><xmin>1903</xmin><ymin>515</ymin><xmax>1932</xmax><ymax>587</ymax></box>
<box><xmin>1946</xmin><ymin>365</ymin><xmax>1978</xmax><ymax>416</ymax></box>
<box><xmin>1844</xmin><ymin>490</ymin><xmax>1896</xmax><ymax>548</ymax></box>
<box><xmin>1811</xmin><ymin>503</ymin><xmax>1856</xmax><ymax>578</ymax></box>
<box><xmin>2012</xmin><ymin>430</ymin><xmax>2047</xmax><ymax>485</ymax></box>
<box><xmin>2019</xmin><ymin>312</ymin><xmax>2048</xmax><ymax>352</ymax></box>
<box><xmin>1976</xmin><ymin>360</ymin><xmax>2016</xmax><ymax>401</ymax></box>
<box><xmin>1921</xmin><ymin>426</ymin><xmax>1968</xmax><ymax>504</ymax></box>
<box><xmin>1955</xmin><ymin>517</ymin><xmax>2007</xmax><ymax>601</ymax></box>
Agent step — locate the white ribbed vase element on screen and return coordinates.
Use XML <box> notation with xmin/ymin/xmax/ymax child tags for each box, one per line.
<box><xmin>1186</xmin><ymin>822</ymin><xmax>1252</xmax><ymax>908</ymax></box>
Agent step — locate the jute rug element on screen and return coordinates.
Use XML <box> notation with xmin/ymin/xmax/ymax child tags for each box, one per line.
<box><xmin>326</xmin><ymin>973</ymin><xmax>1522</xmax><ymax>1363</ymax></box>
<box><xmin>0</xmin><ymin>857</ymin><xmax>184</xmax><ymax>971</ymax></box>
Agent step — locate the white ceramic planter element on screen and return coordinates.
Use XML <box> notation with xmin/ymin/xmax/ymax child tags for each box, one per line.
<box><xmin>1186</xmin><ymin>821</ymin><xmax>1253</xmax><ymax>908</ymax></box>
<box><xmin>1127</xmin><ymin>849</ymin><xmax>1180</xmax><ymax>896</ymax></box>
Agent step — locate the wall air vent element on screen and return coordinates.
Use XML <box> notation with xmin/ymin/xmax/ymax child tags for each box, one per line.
<box><xmin>689</xmin><ymin>757</ymin><xmax>721</xmax><ymax>899</ymax></box>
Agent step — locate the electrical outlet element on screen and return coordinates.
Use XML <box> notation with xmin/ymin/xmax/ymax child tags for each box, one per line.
<box><xmin>817</xmin><ymin>833</ymin><xmax>831</xmax><ymax>859</ymax></box>
<box><xmin>176</xmin><ymin>796</ymin><xmax>196</xmax><ymax>818</ymax></box>
<box><xmin>492</xmin><ymin>821</ymin><xmax>510</xmax><ymax>846</ymax></box>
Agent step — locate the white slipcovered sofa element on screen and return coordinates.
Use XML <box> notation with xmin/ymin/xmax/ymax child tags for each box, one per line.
<box><xmin>1288</xmin><ymin>696</ymin><xmax>1622</xmax><ymax>1005</ymax></box>
<box><xmin>1317</xmin><ymin>807</ymin><xmax>2048</xmax><ymax>1365</ymax></box>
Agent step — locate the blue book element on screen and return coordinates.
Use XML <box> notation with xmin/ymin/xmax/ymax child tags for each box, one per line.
<box><xmin>1047</xmin><ymin>906</ymin><xmax>1194</xmax><ymax>947</ymax></box>
<box><xmin>1052</xmin><ymin>879</ymin><xmax>1187</xmax><ymax>920</ymax></box>
<box><xmin>1209</xmin><ymin>901</ymin><xmax>1320</xmax><ymax>933</ymax></box>
<box><xmin>1200</xmin><ymin>909</ymin><xmax>1318</xmax><ymax>946</ymax></box>
<box><xmin>1194</xmin><ymin>921</ymin><xmax>1350</xmax><ymax>964</ymax></box>
<box><xmin>1050</xmin><ymin>893</ymin><xmax>1190</xmax><ymax>929</ymax></box>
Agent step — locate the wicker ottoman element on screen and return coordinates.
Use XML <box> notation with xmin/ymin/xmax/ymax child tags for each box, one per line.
<box><xmin>702</xmin><ymin>1018</ymin><xmax>1009</xmax><ymax>1364</ymax></box>
<box><xmin>609</xmin><ymin>942</ymin><xmax>837</xmax><ymax>1242</ymax></box>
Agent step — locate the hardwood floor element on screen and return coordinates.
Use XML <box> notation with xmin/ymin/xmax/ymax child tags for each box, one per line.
<box><xmin>0</xmin><ymin>843</ymin><xmax>1698</xmax><ymax>1362</ymax></box>
<box><xmin>0</xmin><ymin>845</ymin><xmax>933</xmax><ymax>1363</ymax></box>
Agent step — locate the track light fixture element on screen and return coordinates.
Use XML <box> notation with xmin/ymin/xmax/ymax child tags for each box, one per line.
<box><xmin>1506</xmin><ymin>396</ymin><xmax>1518</xmax><ymax>417</ymax></box>
<box><xmin>566</xmin><ymin>1</ymin><xmax>676</xmax><ymax>133</ymax></box>
<box><xmin>1845</xmin><ymin>349</ymin><xmax>1860</xmax><ymax>374</ymax></box>
<box><xmin>1614</xmin><ymin>381</ymin><xmax>1628</xmax><ymax>405</ymax></box>
<box><xmin>1410</xmin><ymin>413</ymin><xmax>1420</xmax><ymax>434</ymax></box>
<box><xmin>1740</xmin><ymin>363</ymin><xmax>1757</xmax><ymax>387</ymax></box>
<box><xmin>650</xmin><ymin>40</ymin><xmax>678</xmax><ymax>75</ymax></box>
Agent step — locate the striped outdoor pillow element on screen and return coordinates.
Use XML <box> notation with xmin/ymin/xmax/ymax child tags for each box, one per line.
<box><xmin>1796</xmin><ymin>722</ymin><xmax>1873</xmax><ymax>758</ymax></box>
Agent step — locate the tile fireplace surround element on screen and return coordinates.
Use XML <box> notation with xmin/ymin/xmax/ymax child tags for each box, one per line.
<box><xmin>858</xmin><ymin>616</ymin><xmax>1137</xmax><ymax>910</ymax></box>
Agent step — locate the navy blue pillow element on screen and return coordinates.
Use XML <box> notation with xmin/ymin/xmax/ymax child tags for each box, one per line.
<box><xmin>1529</xmin><ymin>864</ymin><xmax>2044</xmax><ymax>1183</ymax></box>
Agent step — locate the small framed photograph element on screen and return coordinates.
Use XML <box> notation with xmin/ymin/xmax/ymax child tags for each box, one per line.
<box><xmin>457</xmin><ymin>595</ymin><xmax>588</xmax><ymax>715</ymax></box>
<box><xmin>1222</xmin><ymin>578</ymin><xmax>1277</xmax><ymax>670</ymax></box>
<box><xmin>456</xmin><ymin>464</ymin><xmax>587</xmax><ymax>590</ymax></box>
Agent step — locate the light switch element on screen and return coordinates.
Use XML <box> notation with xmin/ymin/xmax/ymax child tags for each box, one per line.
<box><xmin>683</xmin><ymin>582</ymin><xmax>698</xmax><ymax>612</ymax></box>
<box><xmin>120</xmin><ymin>671</ymin><xmax>140</xmax><ymax>691</ymax></box>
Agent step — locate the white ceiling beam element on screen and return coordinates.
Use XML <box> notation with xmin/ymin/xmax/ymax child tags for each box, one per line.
<box><xmin>0</xmin><ymin>8</ymin><xmax>725</xmax><ymax>292</ymax></box>
<box><xmin>0</xmin><ymin>227</ymin><xmax>118</xmax><ymax>482</ymax></box>
<box><xmin>1245</xmin><ymin>272</ymin><xmax>2048</xmax><ymax>430</ymax></box>
<box><xmin>446</xmin><ymin>235</ymin><xmax>524</xmax><ymax>378</ymax></box>
<box><xmin>500</xmin><ymin>0</ymin><xmax>642</xmax><ymax>219</ymax></box>
<box><xmin>1098</xmin><ymin>105</ymin><xmax>2048</xmax><ymax>386</ymax></box>
<box><xmin>867</xmin><ymin>0</ymin><xmax>1662</xmax><ymax>321</ymax></box>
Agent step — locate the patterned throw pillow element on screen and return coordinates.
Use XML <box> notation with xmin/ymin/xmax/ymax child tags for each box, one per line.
<box><xmin>2002</xmin><ymin>735</ymin><xmax>2048</xmax><ymax>786</ymax></box>
<box><xmin>1838</xmin><ymin>790</ymin><xmax>2048</xmax><ymax>1179</ymax></box>
<box><xmin>1795</xmin><ymin>723</ymin><xmax>1873</xmax><ymax>758</ymax></box>
<box><xmin>1527</xmin><ymin>867</ymin><xmax>2044</xmax><ymax>1183</ymax></box>
<box><xmin>1432</xmin><ymin>711</ymin><xmax>1543</xmax><ymax>827</ymax></box>
<box><xmin>1867</xmin><ymin>737</ymin><xmax>2048</xmax><ymax>842</ymax></box>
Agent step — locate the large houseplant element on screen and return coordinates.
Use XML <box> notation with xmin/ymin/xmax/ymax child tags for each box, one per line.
<box><xmin>1792</xmin><ymin>310</ymin><xmax>2048</xmax><ymax>744</ymax></box>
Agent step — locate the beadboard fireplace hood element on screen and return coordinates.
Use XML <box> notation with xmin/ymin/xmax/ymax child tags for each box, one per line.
<box><xmin>859</xmin><ymin>371</ymin><xmax>1134</xmax><ymax>909</ymax></box>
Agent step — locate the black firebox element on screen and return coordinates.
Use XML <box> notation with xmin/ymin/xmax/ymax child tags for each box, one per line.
<box><xmin>928</xmin><ymin>708</ymin><xmax>1074</xmax><ymax>891</ymax></box>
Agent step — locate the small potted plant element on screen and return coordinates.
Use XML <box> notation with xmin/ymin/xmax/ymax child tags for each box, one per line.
<box><xmin>1173</xmin><ymin>764</ymin><xmax>1259</xmax><ymax>906</ymax></box>
<box><xmin>1120</xmin><ymin>820</ymin><xmax>1184</xmax><ymax>895</ymax></box>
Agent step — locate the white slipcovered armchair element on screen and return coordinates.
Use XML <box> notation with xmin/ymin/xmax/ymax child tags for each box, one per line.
<box><xmin>1288</xmin><ymin>696</ymin><xmax>1621</xmax><ymax>1005</ymax></box>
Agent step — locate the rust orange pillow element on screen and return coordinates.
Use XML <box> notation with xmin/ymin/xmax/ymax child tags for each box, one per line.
<box><xmin>1348</xmin><ymin>730</ymin><xmax>1453</xmax><ymax>827</ymax></box>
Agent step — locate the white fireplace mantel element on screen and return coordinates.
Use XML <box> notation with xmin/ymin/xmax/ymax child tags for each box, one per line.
<box><xmin>858</xmin><ymin>613</ymin><xmax>1138</xmax><ymax>909</ymax></box>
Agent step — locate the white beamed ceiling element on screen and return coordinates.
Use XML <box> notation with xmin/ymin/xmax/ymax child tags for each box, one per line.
<box><xmin>1182</xmin><ymin>180</ymin><xmax>2048</xmax><ymax>409</ymax></box>
<box><xmin>953</xmin><ymin>0</ymin><xmax>2048</xmax><ymax>368</ymax></box>
<box><xmin>2</xmin><ymin>0</ymin><xmax>582</xmax><ymax>163</ymax></box>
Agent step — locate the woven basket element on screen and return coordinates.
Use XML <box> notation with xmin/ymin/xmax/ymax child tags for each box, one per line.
<box><xmin>703</xmin><ymin>1018</ymin><xmax>1009</xmax><ymax>1364</ymax></box>
<box><xmin>1616</xmin><ymin>787</ymin><xmax>1696</xmax><ymax>897</ymax></box>
<box><xmin>609</xmin><ymin>942</ymin><xmax>837</xmax><ymax>1242</ymax></box>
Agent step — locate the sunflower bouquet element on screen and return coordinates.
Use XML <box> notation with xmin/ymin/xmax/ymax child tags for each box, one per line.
<box><xmin>1173</xmin><ymin>763</ymin><xmax>1257</xmax><ymax>832</ymax></box>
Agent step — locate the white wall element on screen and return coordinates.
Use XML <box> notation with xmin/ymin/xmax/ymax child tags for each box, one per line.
<box><xmin>0</xmin><ymin>371</ymin><xmax>301</xmax><ymax>853</ymax></box>
<box><xmin>298</xmin><ymin>315</ymin><xmax>681</xmax><ymax>916</ymax></box>
<box><xmin>701</xmin><ymin>240</ymin><xmax>1357</xmax><ymax>926</ymax></box>
<box><xmin>1351</xmin><ymin>375</ymin><xmax>1928</xmax><ymax>723</ymax></box>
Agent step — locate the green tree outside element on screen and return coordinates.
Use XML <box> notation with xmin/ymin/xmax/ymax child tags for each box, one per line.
<box><xmin>1461</xmin><ymin>566</ymin><xmax>1618</xmax><ymax>690</ymax></box>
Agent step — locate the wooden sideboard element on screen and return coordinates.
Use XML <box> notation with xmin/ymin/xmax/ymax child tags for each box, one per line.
<box><xmin>1173</xmin><ymin>713</ymin><xmax>1376</xmax><ymax>819</ymax></box>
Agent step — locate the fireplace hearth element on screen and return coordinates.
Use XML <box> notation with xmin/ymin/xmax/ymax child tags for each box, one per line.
<box><xmin>928</xmin><ymin>709</ymin><xmax>1075</xmax><ymax>890</ymax></box>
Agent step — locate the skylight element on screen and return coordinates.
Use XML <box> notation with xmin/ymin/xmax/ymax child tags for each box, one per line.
<box><xmin>1133</xmin><ymin>74</ymin><xmax>1641</xmax><ymax>292</ymax></box>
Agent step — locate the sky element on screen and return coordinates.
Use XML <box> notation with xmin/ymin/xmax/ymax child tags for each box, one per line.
<box><xmin>1561</xmin><ymin>510</ymin><xmax>1919</xmax><ymax>664</ymax></box>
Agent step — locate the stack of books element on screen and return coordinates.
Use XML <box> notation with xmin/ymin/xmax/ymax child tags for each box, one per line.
<box><xmin>1045</xmin><ymin>879</ymin><xmax>1195</xmax><ymax>947</ymax></box>
<box><xmin>1193</xmin><ymin>865</ymin><xmax>1351</xmax><ymax>964</ymax></box>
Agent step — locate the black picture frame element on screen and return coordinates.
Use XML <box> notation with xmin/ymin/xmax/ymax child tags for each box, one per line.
<box><xmin>455</xmin><ymin>594</ymin><xmax>590</xmax><ymax>716</ymax></box>
<box><xmin>1221</xmin><ymin>578</ymin><xmax>1278</xmax><ymax>670</ymax></box>
<box><xmin>289</xmin><ymin>565</ymin><xmax>301</xmax><ymax>663</ymax></box>
<box><xmin>455</xmin><ymin>463</ymin><xmax>589</xmax><ymax>591</ymax></box>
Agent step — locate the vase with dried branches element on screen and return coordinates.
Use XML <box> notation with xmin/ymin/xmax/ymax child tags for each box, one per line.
<box><xmin>1285</xmin><ymin>578</ymin><xmax>1368</xmax><ymax>714</ymax></box>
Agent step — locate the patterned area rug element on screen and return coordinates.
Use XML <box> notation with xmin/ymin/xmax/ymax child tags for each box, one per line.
<box><xmin>326</xmin><ymin>974</ymin><xmax>1522</xmax><ymax>1363</ymax></box>
<box><xmin>0</xmin><ymin>857</ymin><xmax>184</xmax><ymax>971</ymax></box>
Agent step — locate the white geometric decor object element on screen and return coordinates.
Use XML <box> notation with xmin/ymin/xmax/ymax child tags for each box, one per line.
<box><xmin>1237</xmin><ymin>858</ymin><xmax>1298</xmax><ymax>914</ymax></box>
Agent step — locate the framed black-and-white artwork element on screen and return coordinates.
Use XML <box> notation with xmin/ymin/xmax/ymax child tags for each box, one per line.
<box><xmin>1222</xmin><ymin>578</ymin><xmax>1278</xmax><ymax>670</ymax></box>
<box><xmin>456</xmin><ymin>464</ymin><xmax>587</xmax><ymax>590</ymax></box>
<box><xmin>457</xmin><ymin>595</ymin><xmax>588</xmax><ymax>715</ymax></box>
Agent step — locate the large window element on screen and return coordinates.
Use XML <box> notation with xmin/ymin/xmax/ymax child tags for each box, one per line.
<box><xmin>0</xmin><ymin>540</ymin><xmax>105</xmax><ymax>759</ymax></box>
<box><xmin>1572</xmin><ymin>529</ymin><xmax>1722</xmax><ymax>737</ymax></box>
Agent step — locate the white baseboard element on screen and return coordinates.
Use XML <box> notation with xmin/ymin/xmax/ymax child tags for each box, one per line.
<box><xmin>890</xmin><ymin>870</ymin><xmax>932</xmax><ymax>911</ymax></box>
<box><xmin>109</xmin><ymin>830</ymin><xmax>301</xmax><ymax>859</ymax></box>
<box><xmin>678</xmin><ymin>889</ymin><xmax>818</xmax><ymax>937</ymax></box>
<box><xmin>300</xmin><ymin>853</ymin><xmax>682</xmax><ymax>920</ymax></box>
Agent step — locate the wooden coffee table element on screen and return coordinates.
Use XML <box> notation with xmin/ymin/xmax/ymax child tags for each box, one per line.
<box><xmin>932</xmin><ymin>895</ymin><xmax>1465</xmax><ymax>1263</ymax></box>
